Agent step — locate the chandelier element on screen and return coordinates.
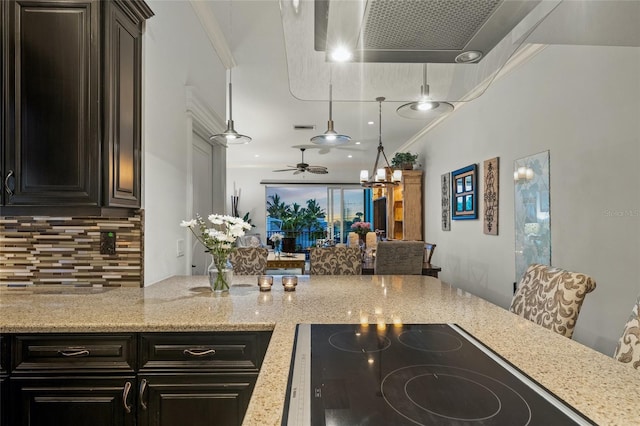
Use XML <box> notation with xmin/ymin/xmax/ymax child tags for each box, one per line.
<box><xmin>360</xmin><ymin>97</ymin><xmax>401</xmax><ymax>188</ymax></box>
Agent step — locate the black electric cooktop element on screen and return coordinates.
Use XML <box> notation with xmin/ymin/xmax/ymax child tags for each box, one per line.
<box><xmin>283</xmin><ymin>324</ymin><xmax>595</xmax><ymax>426</ymax></box>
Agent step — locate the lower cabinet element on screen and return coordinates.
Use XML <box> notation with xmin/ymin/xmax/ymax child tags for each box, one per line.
<box><xmin>10</xmin><ymin>376</ymin><xmax>136</xmax><ymax>426</ymax></box>
<box><xmin>0</xmin><ymin>377</ymin><xmax>6</xmax><ymax>426</ymax></box>
<box><xmin>138</xmin><ymin>373</ymin><xmax>257</xmax><ymax>426</ymax></box>
<box><xmin>3</xmin><ymin>331</ymin><xmax>272</xmax><ymax>426</ymax></box>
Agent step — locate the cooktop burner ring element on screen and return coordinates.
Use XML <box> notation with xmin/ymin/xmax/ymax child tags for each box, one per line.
<box><xmin>397</xmin><ymin>329</ymin><xmax>464</xmax><ymax>352</ymax></box>
<box><xmin>328</xmin><ymin>330</ymin><xmax>391</xmax><ymax>353</ymax></box>
<box><xmin>381</xmin><ymin>364</ymin><xmax>533</xmax><ymax>425</ymax></box>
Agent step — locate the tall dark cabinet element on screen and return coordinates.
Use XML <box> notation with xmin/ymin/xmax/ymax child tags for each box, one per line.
<box><xmin>0</xmin><ymin>0</ymin><xmax>152</xmax><ymax>214</ymax></box>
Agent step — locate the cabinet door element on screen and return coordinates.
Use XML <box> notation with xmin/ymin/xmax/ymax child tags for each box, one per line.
<box><xmin>103</xmin><ymin>1</ymin><xmax>143</xmax><ymax>208</ymax></box>
<box><xmin>3</xmin><ymin>0</ymin><xmax>99</xmax><ymax>206</ymax></box>
<box><xmin>10</xmin><ymin>376</ymin><xmax>136</xmax><ymax>426</ymax></box>
<box><xmin>138</xmin><ymin>374</ymin><xmax>257</xmax><ymax>426</ymax></box>
<box><xmin>0</xmin><ymin>377</ymin><xmax>6</xmax><ymax>426</ymax></box>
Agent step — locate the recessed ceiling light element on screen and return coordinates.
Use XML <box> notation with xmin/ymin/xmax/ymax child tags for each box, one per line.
<box><xmin>355</xmin><ymin>141</ymin><xmax>361</xmax><ymax>145</ymax></box>
<box><xmin>348</xmin><ymin>155</ymin><xmax>353</xmax><ymax>158</ymax></box>
<box><xmin>367</xmin><ymin>121</ymin><xmax>374</xmax><ymax>125</ymax></box>
<box><xmin>254</xmin><ymin>154</ymin><xmax>260</xmax><ymax>158</ymax></box>
<box><xmin>455</xmin><ymin>50</ymin><xmax>483</xmax><ymax>63</ymax></box>
<box><xmin>330</xmin><ymin>46</ymin><xmax>352</xmax><ymax>62</ymax></box>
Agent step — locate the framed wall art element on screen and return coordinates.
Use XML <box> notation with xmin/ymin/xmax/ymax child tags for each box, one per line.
<box><xmin>483</xmin><ymin>157</ymin><xmax>499</xmax><ymax>235</ymax></box>
<box><xmin>451</xmin><ymin>164</ymin><xmax>478</xmax><ymax>220</ymax></box>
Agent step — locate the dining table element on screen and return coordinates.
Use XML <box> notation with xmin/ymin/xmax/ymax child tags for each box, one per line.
<box><xmin>0</xmin><ymin>275</ymin><xmax>638</xmax><ymax>425</ymax></box>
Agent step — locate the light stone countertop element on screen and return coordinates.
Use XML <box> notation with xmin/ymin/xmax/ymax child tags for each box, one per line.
<box><xmin>1</xmin><ymin>275</ymin><xmax>639</xmax><ymax>425</ymax></box>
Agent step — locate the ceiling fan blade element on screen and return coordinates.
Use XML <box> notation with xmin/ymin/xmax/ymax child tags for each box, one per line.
<box><xmin>273</xmin><ymin>168</ymin><xmax>298</xmax><ymax>172</ymax></box>
<box><xmin>293</xmin><ymin>170</ymin><xmax>304</xmax><ymax>175</ymax></box>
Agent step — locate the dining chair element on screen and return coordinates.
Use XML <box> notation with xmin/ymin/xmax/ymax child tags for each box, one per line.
<box><xmin>374</xmin><ymin>241</ymin><xmax>424</xmax><ymax>275</ymax></box>
<box><xmin>613</xmin><ymin>294</ymin><xmax>640</xmax><ymax>369</ymax></box>
<box><xmin>309</xmin><ymin>247</ymin><xmax>362</xmax><ymax>275</ymax></box>
<box><xmin>509</xmin><ymin>263</ymin><xmax>596</xmax><ymax>338</ymax></box>
<box><xmin>229</xmin><ymin>247</ymin><xmax>269</xmax><ymax>275</ymax></box>
<box><xmin>424</xmin><ymin>242</ymin><xmax>436</xmax><ymax>264</ymax></box>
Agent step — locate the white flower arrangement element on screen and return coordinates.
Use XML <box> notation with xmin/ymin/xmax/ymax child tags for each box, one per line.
<box><xmin>270</xmin><ymin>233</ymin><xmax>284</xmax><ymax>242</ymax></box>
<box><xmin>180</xmin><ymin>214</ymin><xmax>252</xmax><ymax>270</ymax></box>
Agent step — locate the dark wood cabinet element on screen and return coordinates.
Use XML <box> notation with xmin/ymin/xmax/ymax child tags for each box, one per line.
<box><xmin>4</xmin><ymin>331</ymin><xmax>272</xmax><ymax>426</ymax></box>
<box><xmin>10</xmin><ymin>376</ymin><xmax>136</xmax><ymax>426</ymax></box>
<box><xmin>0</xmin><ymin>0</ymin><xmax>152</xmax><ymax>213</ymax></box>
<box><xmin>138</xmin><ymin>374</ymin><xmax>256</xmax><ymax>426</ymax></box>
<box><xmin>3</xmin><ymin>0</ymin><xmax>100</xmax><ymax>207</ymax></box>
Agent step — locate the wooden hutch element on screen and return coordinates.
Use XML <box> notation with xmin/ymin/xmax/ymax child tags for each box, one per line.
<box><xmin>372</xmin><ymin>168</ymin><xmax>424</xmax><ymax>240</ymax></box>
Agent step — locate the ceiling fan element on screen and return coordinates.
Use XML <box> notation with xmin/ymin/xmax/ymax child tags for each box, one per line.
<box><xmin>273</xmin><ymin>148</ymin><xmax>328</xmax><ymax>174</ymax></box>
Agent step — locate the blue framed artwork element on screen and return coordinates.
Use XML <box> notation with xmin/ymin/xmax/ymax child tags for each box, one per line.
<box><xmin>451</xmin><ymin>164</ymin><xmax>478</xmax><ymax>220</ymax></box>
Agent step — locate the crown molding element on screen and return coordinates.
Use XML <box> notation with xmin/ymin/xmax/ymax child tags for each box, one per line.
<box><xmin>189</xmin><ymin>0</ymin><xmax>236</xmax><ymax>69</ymax></box>
<box><xmin>185</xmin><ymin>86</ymin><xmax>226</xmax><ymax>143</ymax></box>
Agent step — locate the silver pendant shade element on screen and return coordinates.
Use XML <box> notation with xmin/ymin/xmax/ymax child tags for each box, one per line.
<box><xmin>210</xmin><ymin>69</ymin><xmax>252</xmax><ymax>145</ymax></box>
<box><xmin>360</xmin><ymin>97</ymin><xmax>401</xmax><ymax>188</ymax></box>
<box><xmin>311</xmin><ymin>70</ymin><xmax>351</xmax><ymax>145</ymax></box>
<box><xmin>397</xmin><ymin>64</ymin><xmax>454</xmax><ymax>119</ymax></box>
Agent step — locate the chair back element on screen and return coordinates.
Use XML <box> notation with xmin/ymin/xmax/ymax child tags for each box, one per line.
<box><xmin>309</xmin><ymin>247</ymin><xmax>361</xmax><ymax>275</ymax></box>
<box><xmin>229</xmin><ymin>247</ymin><xmax>268</xmax><ymax>275</ymax></box>
<box><xmin>424</xmin><ymin>242</ymin><xmax>436</xmax><ymax>264</ymax></box>
<box><xmin>613</xmin><ymin>295</ymin><xmax>640</xmax><ymax>369</ymax></box>
<box><xmin>374</xmin><ymin>241</ymin><xmax>424</xmax><ymax>275</ymax></box>
<box><xmin>509</xmin><ymin>263</ymin><xmax>596</xmax><ymax>338</ymax></box>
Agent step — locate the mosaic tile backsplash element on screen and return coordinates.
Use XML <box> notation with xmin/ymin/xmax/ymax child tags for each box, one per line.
<box><xmin>0</xmin><ymin>213</ymin><xmax>143</xmax><ymax>287</ymax></box>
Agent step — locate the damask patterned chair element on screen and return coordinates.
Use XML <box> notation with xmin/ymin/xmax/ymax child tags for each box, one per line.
<box><xmin>509</xmin><ymin>263</ymin><xmax>596</xmax><ymax>338</ymax></box>
<box><xmin>613</xmin><ymin>295</ymin><xmax>640</xmax><ymax>369</ymax></box>
<box><xmin>309</xmin><ymin>247</ymin><xmax>362</xmax><ymax>275</ymax></box>
<box><xmin>229</xmin><ymin>247</ymin><xmax>268</xmax><ymax>275</ymax></box>
<box><xmin>374</xmin><ymin>241</ymin><xmax>424</xmax><ymax>275</ymax></box>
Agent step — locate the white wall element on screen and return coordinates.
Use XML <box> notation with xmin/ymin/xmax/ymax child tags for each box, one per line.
<box><xmin>419</xmin><ymin>44</ymin><xmax>640</xmax><ymax>355</ymax></box>
<box><xmin>143</xmin><ymin>0</ymin><xmax>227</xmax><ymax>284</ymax></box>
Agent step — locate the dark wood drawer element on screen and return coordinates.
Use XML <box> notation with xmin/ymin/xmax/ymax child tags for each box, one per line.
<box><xmin>11</xmin><ymin>334</ymin><xmax>136</xmax><ymax>373</ymax></box>
<box><xmin>0</xmin><ymin>336</ymin><xmax>6</xmax><ymax>375</ymax></box>
<box><xmin>139</xmin><ymin>332</ymin><xmax>271</xmax><ymax>372</ymax></box>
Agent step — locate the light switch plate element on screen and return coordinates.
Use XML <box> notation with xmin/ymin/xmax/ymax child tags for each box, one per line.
<box><xmin>177</xmin><ymin>239</ymin><xmax>185</xmax><ymax>257</ymax></box>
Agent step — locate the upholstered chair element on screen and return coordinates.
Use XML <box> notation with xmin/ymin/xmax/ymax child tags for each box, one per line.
<box><xmin>509</xmin><ymin>263</ymin><xmax>596</xmax><ymax>338</ymax></box>
<box><xmin>229</xmin><ymin>247</ymin><xmax>269</xmax><ymax>275</ymax></box>
<box><xmin>374</xmin><ymin>241</ymin><xmax>424</xmax><ymax>275</ymax></box>
<box><xmin>309</xmin><ymin>247</ymin><xmax>362</xmax><ymax>275</ymax></box>
<box><xmin>613</xmin><ymin>295</ymin><xmax>640</xmax><ymax>369</ymax></box>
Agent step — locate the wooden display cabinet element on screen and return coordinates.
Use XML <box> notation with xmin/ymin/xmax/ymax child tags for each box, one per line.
<box><xmin>372</xmin><ymin>169</ymin><xmax>423</xmax><ymax>241</ymax></box>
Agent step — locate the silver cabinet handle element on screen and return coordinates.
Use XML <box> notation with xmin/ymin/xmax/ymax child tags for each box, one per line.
<box><xmin>139</xmin><ymin>378</ymin><xmax>148</xmax><ymax>411</ymax></box>
<box><xmin>58</xmin><ymin>348</ymin><xmax>90</xmax><ymax>357</ymax></box>
<box><xmin>123</xmin><ymin>381</ymin><xmax>132</xmax><ymax>414</ymax></box>
<box><xmin>4</xmin><ymin>170</ymin><xmax>14</xmax><ymax>196</ymax></box>
<box><xmin>183</xmin><ymin>348</ymin><xmax>216</xmax><ymax>357</ymax></box>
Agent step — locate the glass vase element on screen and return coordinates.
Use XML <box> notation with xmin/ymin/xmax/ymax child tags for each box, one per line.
<box><xmin>208</xmin><ymin>254</ymin><xmax>233</xmax><ymax>293</ymax></box>
<box><xmin>274</xmin><ymin>241</ymin><xmax>282</xmax><ymax>259</ymax></box>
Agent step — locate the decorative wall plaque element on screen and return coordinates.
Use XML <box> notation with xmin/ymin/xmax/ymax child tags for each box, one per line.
<box><xmin>441</xmin><ymin>173</ymin><xmax>451</xmax><ymax>231</ymax></box>
<box><xmin>483</xmin><ymin>157</ymin><xmax>499</xmax><ymax>235</ymax></box>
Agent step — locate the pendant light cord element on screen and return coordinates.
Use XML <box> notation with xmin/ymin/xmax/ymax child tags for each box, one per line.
<box><xmin>328</xmin><ymin>64</ymin><xmax>333</xmax><ymax>121</ymax></box>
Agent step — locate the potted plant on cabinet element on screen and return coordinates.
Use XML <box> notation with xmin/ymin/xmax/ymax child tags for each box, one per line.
<box><xmin>391</xmin><ymin>152</ymin><xmax>419</xmax><ymax>170</ymax></box>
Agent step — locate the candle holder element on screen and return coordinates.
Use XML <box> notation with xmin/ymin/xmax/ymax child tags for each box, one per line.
<box><xmin>282</xmin><ymin>275</ymin><xmax>298</xmax><ymax>292</ymax></box>
<box><xmin>257</xmin><ymin>275</ymin><xmax>273</xmax><ymax>292</ymax></box>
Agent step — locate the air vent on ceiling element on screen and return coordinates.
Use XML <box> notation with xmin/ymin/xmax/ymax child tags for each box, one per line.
<box><xmin>315</xmin><ymin>0</ymin><xmax>541</xmax><ymax>63</ymax></box>
<box><xmin>293</xmin><ymin>125</ymin><xmax>316</xmax><ymax>130</ymax></box>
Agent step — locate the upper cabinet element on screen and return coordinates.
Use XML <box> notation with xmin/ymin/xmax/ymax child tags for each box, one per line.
<box><xmin>1</xmin><ymin>0</ymin><xmax>153</xmax><ymax>214</ymax></box>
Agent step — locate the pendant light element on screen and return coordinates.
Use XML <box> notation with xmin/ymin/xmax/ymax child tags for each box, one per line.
<box><xmin>210</xmin><ymin>68</ymin><xmax>252</xmax><ymax>145</ymax></box>
<box><xmin>210</xmin><ymin>0</ymin><xmax>251</xmax><ymax>145</ymax></box>
<box><xmin>396</xmin><ymin>64</ymin><xmax>454</xmax><ymax>119</ymax></box>
<box><xmin>311</xmin><ymin>66</ymin><xmax>351</xmax><ymax>145</ymax></box>
<box><xmin>360</xmin><ymin>97</ymin><xmax>401</xmax><ymax>188</ymax></box>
